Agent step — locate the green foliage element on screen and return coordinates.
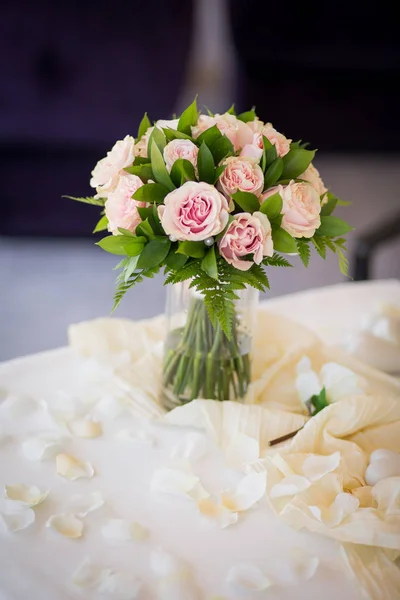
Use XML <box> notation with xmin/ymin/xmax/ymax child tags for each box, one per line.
<box><xmin>177</xmin><ymin>97</ymin><xmax>199</xmax><ymax>135</ymax></box>
<box><xmin>147</xmin><ymin>126</ymin><xmax>166</xmax><ymax>157</ymax></box>
<box><xmin>296</xmin><ymin>239</ymin><xmax>311</xmax><ymax>267</ymax></box>
<box><xmin>271</xmin><ymin>227</ymin><xmax>297</xmax><ymax>253</ymax></box>
<box><xmin>196</xmin><ymin>124</ymin><xmax>222</xmax><ymax>148</ymax></box>
<box><xmin>63</xmin><ymin>195</ymin><xmax>105</xmax><ymax>206</ymax></box>
<box><xmin>211</xmin><ymin>135</ymin><xmax>234</xmax><ymax>165</ymax></box>
<box><xmin>163</xmin><ymin>128</ymin><xmax>193</xmax><ymax>142</ymax></box>
<box><xmin>164</xmin><ymin>249</ymin><xmax>188</xmax><ymax>270</ymax></box>
<box><xmin>150</xmin><ymin>141</ymin><xmax>175</xmax><ymax>191</ymax></box>
<box><xmin>137</xmin><ymin>237</ymin><xmax>171</xmax><ymax>269</ymax></box>
<box><xmin>125</xmin><ymin>164</ymin><xmax>153</xmax><ymax>181</ymax></box>
<box><xmin>320</xmin><ymin>194</ymin><xmax>337</xmax><ymax>216</ymax></box>
<box><xmin>113</xmin><ymin>265</ymin><xmax>160</xmax><ymax>311</ymax></box>
<box><xmin>264</xmin><ymin>158</ymin><xmax>283</xmax><ymax>190</ymax></box>
<box><xmin>259</xmin><ymin>192</ymin><xmax>282</xmax><ymax>220</ymax></box>
<box><xmin>281</xmin><ymin>148</ymin><xmax>316</xmax><ymax>179</ymax></box>
<box><xmin>316</xmin><ymin>216</ymin><xmax>353</xmax><ymax>237</ymax></box>
<box><xmin>263</xmin><ymin>253</ymin><xmax>293</xmax><ymax>267</ymax></box>
<box><xmin>261</xmin><ymin>136</ymin><xmax>277</xmax><ymax>172</ymax></box>
<box><xmin>201</xmin><ymin>246</ymin><xmax>218</xmax><ymax>279</ymax></box>
<box><xmin>93</xmin><ymin>215</ymin><xmax>108</xmax><ymax>233</ymax></box>
<box><xmin>311</xmin><ymin>235</ymin><xmax>327</xmax><ymax>259</ymax></box>
<box><xmin>133</xmin><ymin>182</ymin><xmax>169</xmax><ymax>203</ymax></box>
<box><xmin>226</xmin><ymin>104</ymin><xmax>236</xmax><ymax>115</ymax></box>
<box><xmin>136</xmin><ymin>113</ymin><xmax>151</xmax><ymax>140</ymax></box>
<box><xmin>96</xmin><ymin>235</ymin><xmax>146</xmax><ymax>256</ymax></box>
<box><xmin>170</xmin><ymin>159</ymin><xmax>196</xmax><ymax>187</ymax></box>
<box><xmin>310</xmin><ymin>387</ymin><xmax>329</xmax><ymax>415</ymax></box>
<box><xmin>177</xmin><ymin>240</ymin><xmax>206</xmax><ymax>258</ymax></box>
<box><xmin>197</xmin><ymin>142</ymin><xmax>215</xmax><ymax>184</ymax></box>
<box><xmin>237</xmin><ymin>109</ymin><xmax>256</xmax><ymax>123</ymax></box>
<box><xmin>214</xmin><ymin>164</ymin><xmax>227</xmax><ymax>183</ymax></box>
<box><xmin>232</xmin><ymin>191</ymin><xmax>260</xmax><ymax>213</ymax></box>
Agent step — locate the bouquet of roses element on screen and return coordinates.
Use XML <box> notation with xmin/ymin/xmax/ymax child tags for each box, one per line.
<box><xmin>68</xmin><ymin>98</ymin><xmax>351</xmax><ymax>407</ymax></box>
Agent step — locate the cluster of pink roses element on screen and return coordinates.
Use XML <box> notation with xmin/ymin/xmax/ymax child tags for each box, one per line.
<box><xmin>90</xmin><ymin>111</ymin><xmax>327</xmax><ymax>271</ymax></box>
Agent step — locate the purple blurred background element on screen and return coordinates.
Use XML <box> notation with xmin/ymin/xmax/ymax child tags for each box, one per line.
<box><xmin>1</xmin><ymin>0</ymin><xmax>400</xmax><ymax>358</ymax></box>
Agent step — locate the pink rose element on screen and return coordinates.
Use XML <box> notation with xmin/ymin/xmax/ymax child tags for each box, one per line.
<box><xmin>300</xmin><ymin>163</ymin><xmax>328</xmax><ymax>201</ymax></box>
<box><xmin>219</xmin><ymin>212</ymin><xmax>273</xmax><ymax>271</ymax></box>
<box><xmin>240</xmin><ymin>143</ymin><xmax>263</xmax><ymax>162</ymax></box>
<box><xmin>252</xmin><ymin>123</ymin><xmax>291</xmax><ymax>158</ymax></box>
<box><xmin>90</xmin><ymin>135</ymin><xmax>135</xmax><ymax>198</ymax></box>
<box><xmin>163</xmin><ymin>139</ymin><xmax>199</xmax><ymax>174</ymax></box>
<box><xmin>262</xmin><ymin>181</ymin><xmax>321</xmax><ymax>238</ymax></box>
<box><xmin>192</xmin><ymin>113</ymin><xmax>253</xmax><ymax>151</ymax></box>
<box><xmin>158</xmin><ymin>181</ymin><xmax>230</xmax><ymax>242</ymax></box>
<box><xmin>219</xmin><ymin>157</ymin><xmax>264</xmax><ymax>197</ymax></box>
<box><xmin>105</xmin><ymin>173</ymin><xmax>146</xmax><ymax>235</ymax></box>
<box><xmin>134</xmin><ymin>119</ymin><xmax>179</xmax><ymax>159</ymax></box>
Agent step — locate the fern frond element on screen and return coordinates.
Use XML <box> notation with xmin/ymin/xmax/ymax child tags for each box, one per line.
<box><xmin>112</xmin><ymin>266</ymin><xmax>160</xmax><ymax>311</ymax></box>
<box><xmin>63</xmin><ymin>195</ymin><xmax>106</xmax><ymax>207</ymax></box>
<box><xmin>296</xmin><ymin>239</ymin><xmax>311</xmax><ymax>267</ymax></box>
<box><xmin>311</xmin><ymin>236</ymin><xmax>327</xmax><ymax>259</ymax></box>
<box><xmin>263</xmin><ymin>253</ymin><xmax>293</xmax><ymax>267</ymax></box>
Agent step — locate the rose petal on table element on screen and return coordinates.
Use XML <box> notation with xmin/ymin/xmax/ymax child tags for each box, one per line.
<box><xmin>1</xmin><ymin>393</ymin><xmax>38</xmax><ymax>419</ymax></box>
<box><xmin>4</xmin><ymin>483</ymin><xmax>48</xmax><ymax>507</ymax></box>
<box><xmin>150</xmin><ymin>547</ymin><xmax>187</xmax><ymax>578</ymax></box>
<box><xmin>101</xmin><ymin>519</ymin><xmax>149</xmax><ymax>542</ymax></box>
<box><xmin>170</xmin><ymin>432</ymin><xmax>207</xmax><ymax>461</ymax></box>
<box><xmin>198</xmin><ymin>498</ymin><xmax>238</xmax><ymax>529</ymax></box>
<box><xmin>97</xmin><ymin>571</ymin><xmax>142</xmax><ymax>599</ymax></box>
<box><xmin>150</xmin><ymin>467</ymin><xmax>201</xmax><ymax>499</ymax></box>
<box><xmin>302</xmin><ymin>452</ymin><xmax>341</xmax><ymax>482</ymax></box>
<box><xmin>288</xmin><ymin>547</ymin><xmax>319</xmax><ymax>582</ymax></box>
<box><xmin>22</xmin><ymin>432</ymin><xmax>65</xmax><ymax>461</ymax></box>
<box><xmin>46</xmin><ymin>513</ymin><xmax>83</xmax><ymax>538</ymax></box>
<box><xmin>43</xmin><ymin>391</ymin><xmax>88</xmax><ymax>422</ymax></box>
<box><xmin>269</xmin><ymin>475</ymin><xmax>311</xmax><ymax>498</ymax></box>
<box><xmin>0</xmin><ymin>507</ymin><xmax>35</xmax><ymax>532</ymax></box>
<box><xmin>225</xmin><ymin>433</ymin><xmax>260</xmax><ymax>468</ymax></box>
<box><xmin>309</xmin><ymin>492</ymin><xmax>359</xmax><ymax>527</ymax></box>
<box><xmin>94</xmin><ymin>395</ymin><xmax>126</xmax><ymax>420</ymax></box>
<box><xmin>56</xmin><ymin>453</ymin><xmax>94</xmax><ymax>480</ymax></box>
<box><xmin>115</xmin><ymin>428</ymin><xmax>156</xmax><ymax>446</ymax></box>
<box><xmin>64</xmin><ymin>491</ymin><xmax>104</xmax><ymax>518</ymax></box>
<box><xmin>225</xmin><ymin>563</ymin><xmax>273</xmax><ymax>592</ymax></box>
<box><xmin>72</xmin><ymin>557</ymin><xmax>112</xmax><ymax>589</ymax></box>
<box><xmin>68</xmin><ymin>418</ymin><xmax>102</xmax><ymax>438</ymax></box>
<box><xmin>222</xmin><ymin>471</ymin><xmax>267</xmax><ymax>512</ymax></box>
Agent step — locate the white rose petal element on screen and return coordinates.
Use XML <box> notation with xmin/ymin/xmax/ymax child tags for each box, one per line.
<box><xmin>225</xmin><ymin>433</ymin><xmax>260</xmax><ymax>468</ymax></box>
<box><xmin>72</xmin><ymin>558</ymin><xmax>112</xmax><ymax>589</ymax></box>
<box><xmin>94</xmin><ymin>395</ymin><xmax>126</xmax><ymax>420</ymax></box>
<box><xmin>46</xmin><ymin>514</ymin><xmax>83</xmax><ymax>538</ymax></box>
<box><xmin>68</xmin><ymin>418</ymin><xmax>102</xmax><ymax>438</ymax></box>
<box><xmin>309</xmin><ymin>492</ymin><xmax>359</xmax><ymax>527</ymax></box>
<box><xmin>65</xmin><ymin>491</ymin><xmax>104</xmax><ymax>517</ymax></box>
<box><xmin>22</xmin><ymin>432</ymin><xmax>65</xmax><ymax>461</ymax></box>
<box><xmin>97</xmin><ymin>571</ymin><xmax>142</xmax><ymax>599</ymax></box>
<box><xmin>5</xmin><ymin>483</ymin><xmax>48</xmax><ymax>507</ymax></box>
<box><xmin>320</xmin><ymin>363</ymin><xmax>363</xmax><ymax>402</ymax></box>
<box><xmin>295</xmin><ymin>357</ymin><xmax>322</xmax><ymax>405</ymax></box>
<box><xmin>150</xmin><ymin>467</ymin><xmax>204</xmax><ymax>500</ymax></box>
<box><xmin>270</xmin><ymin>475</ymin><xmax>311</xmax><ymax>498</ymax></box>
<box><xmin>365</xmin><ymin>449</ymin><xmax>400</xmax><ymax>486</ymax></box>
<box><xmin>302</xmin><ymin>452</ymin><xmax>341</xmax><ymax>482</ymax></box>
<box><xmin>156</xmin><ymin>576</ymin><xmax>199</xmax><ymax>600</ymax></box>
<box><xmin>223</xmin><ymin>472</ymin><xmax>267</xmax><ymax>511</ymax></box>
<box><xmin>150</xmin><ymin>548</ymin><xmax>187</xmax><ymax>578</ymax></box>
<box><xmin>289</xmin><ymin>547</ymin><xmax>320</xmax><ymax>582</ymax></box>
<box><xmin>116</xmin><ymin>428</ymin><xmax>156</xmax><ymax>446</ymax></box>
<box><xmin>198</xmin><ymin>498</ymin><xmax>238</xmax><ymax>529</ymax></box>
<box><xmin>2</xmin><ymin>393</ymin><xmax>37</xmax><ymax>418</ymax></box>
<box><xmin>56</xmin><ymin>453</ymin><xmax>94</xmax><ymax>480</ymax></box>
<box><xmin>43</xmin><ymin>391</ymin><xmax>87</xmax><ymax>422</ymax></box>
<box><xmin>101</xmin><ymin>519</ymin><xmax>149</xmax><ymax>542</ymax></box>
<box><xmin>170</xmin><ymin>432</ymin><xmax>207</xmax><ymax>461</ymax></box>
<box><xmin>226</xmin><ymin>563</ymin><xmax>273</xmax><ymax>592</ymax></box>
<box><xmin>0</xmin><ymin>507</ymin><xmax>35</xmax><ymax>532</ymax></box>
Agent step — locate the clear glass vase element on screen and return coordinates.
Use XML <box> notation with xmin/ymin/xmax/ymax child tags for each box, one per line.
<box><xmin>161</xmin><ymin>282</ymin><xmax>259</xmax><ymax>411</ymax></box>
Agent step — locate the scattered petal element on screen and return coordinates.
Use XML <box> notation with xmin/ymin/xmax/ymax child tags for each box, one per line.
<box><xmin>226</xmin><ymin>564</ymin><xmax>273</xmax><ymax>592</ymax></box>
<box><xmin>22</xmin><ymin>432</ymin><xmax>65</xmax><ymax>461</ymax></box>
<box><xmin>309</xmin><ymin>492</ymin><xmax>359</xmax><ymax>527</ymax></box>
<box><xmin>222</xmin><ymin>471</ymin><xmax>267</xmax><ymax>512</ymax></box>
<box><xmin>365</xmin><ymin>449</ymin><xmax>400</xmax><ymax>486</ymax></box>
<box><xmin>302</xmin><ymin>452</ymin><xmax>341</xmax><ymax>482</ymax></box>
<box><xmin>101</xmin><ymin>519</ymin><xmax>149</xmax><ymax>542</ymax></box>
<box><xmin>150</xmin><ymin>467</ymin><xmax>204</xmax><ymax>500</ymax></box>
<box><xmin>68</xmin><ymin>418</ymin><xmax>102</xmax><ymax>438</ymax></box>
<box><xmin>72</xmin><ymin>558</ymin><xmax>112</xmax><ymax>589</ymax></box>
<box><xmin>116</xmin><ymin>428</ymin><xmax>156</xmax><ymax>446</ymax></box>
<box><xmin>150</xmin><ymin>548</ymin><xmax>187</xmax><ymax>578</ymax></box>
<box><xmin>296</xmin><ymin>356</ymin><xmax>322</xmax><ymax>405</ymax></box>
<box><xmin>4</xmin><ymin>483</ymin><xmax>48</xmax><ymax>507</ymax></box>
<box><xmin>289</xmin><ymin>547</ymin><xmax>319</xmax><ymax>582</ymax></box>
<box><xmin>0</xmin><ymin>507</ymin><xmax>35</xmax><ymax>532</ymax></box>
<box><xmin>198</xmin><ymin>498</ymin><xmax>238</xmax><ymax>529</ymax></box>
<box><xmin>320</xmin><ymin>363</ymin><xmax>364</xmax><ymax>403</ymax></box>
<box><xmin>56</xmin><ymin>453</ymin><xmax>94</xmax><ymax>480</ymax></box>
<box><xmin>46</xmin><ymin>513</ymin><xmax>83</xmax><ymax>538</ymax></box>
<box><xmin>97</xmin><ymin>571</ymin><xmax>142</xmax><ymax>599</ymax></box>
<box><xmin>64</xmin><ymin>491</ymin><xmax>104</xmax><ymax>518</ymax></box>
<box><xmin>225</xmin><ymin>433</ymin><xmax>260</xmax><ymax>468</ymax></box>
<box><xmin>94</xmin><ymin>395</ymin><xmax>126</xmax><ymax>420</ymax></box>
<box><xmin>270</xmin><ymin>475</ymin><xmax>311</xmax><ymax>498</ymax></box>
<box><xmin>44</xmin><ymin>391</ymin><xmax>87</xmax><ymax>422</ymax></box>
<box><xmin>2</xmin><ymin>393</ymin><xmax>37</xmax><ymax>418</ymax></box>
<box><xmin>170</xmin><ymin>432</ymin><xmax>207</xmax><ymax>461</ymax></box>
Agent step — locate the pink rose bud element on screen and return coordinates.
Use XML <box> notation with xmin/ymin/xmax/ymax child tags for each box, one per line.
<box><xmin>163</xmin><ymin>139</ymin><xmax>199</xmax><ymax>174</ymax></box>
<box><xmin>262</xmin><ymin>181</ymin><xmax>321</xmax><ymax>238</ymax></box>
<box><xmin>105</xmin><ymin>173</ymin><xmax>146</xmax><ymax>235</ymax></box>
<box><xmin>219</xmin><ymin>157</ymin><xmax>264</xmax><ymax>197</ymax></box>
<box><xmin>134</xmin><ymin>119</ymin><xmax>179</xmax><ymax>159</ymax></box>
<box><xmin>192</xmin><ymin>113</ymin><xmax>254</xmax><ymax>151</ymax></box>
<box><xmin>158</xmin><ymin>181</ymin><xmax>230</xmax><ymax>242</ymax></box>
<box><xmin>90</xmin><ymin>135</ymin><xmax>135</xmax><ymax>198</ymax></box>
<box><xmin>219</xmin><ymin>212</ymin><xmax>274</xmax><ymax>271</ymax></box>
<box><xmin>252</xmin><ymin>123</ymin><xmax>291</xmax><ymax>158</ymax></box>
<box><xmin>300</xmin><ymin>163</ymin><xmax>328</xmax><ymax>202</ymax></box>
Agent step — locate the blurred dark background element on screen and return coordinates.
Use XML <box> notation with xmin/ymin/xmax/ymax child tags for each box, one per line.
<box><xmin>1</xmin><ymin>0</ymin><xmax>400</xmax><ymax>358</ymax></box>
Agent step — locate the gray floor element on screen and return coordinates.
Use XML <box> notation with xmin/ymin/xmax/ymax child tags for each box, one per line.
<box><xmin>1</xmin><ymin>154</ymin><xmax>399</xmax><ymax>361</ymax></box>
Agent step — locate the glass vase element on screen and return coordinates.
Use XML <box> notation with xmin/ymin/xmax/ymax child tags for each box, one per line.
<box><xmin>161</xmin><ymin>282</ymin><xmax>259</xmax><ymax>411</ymax></box>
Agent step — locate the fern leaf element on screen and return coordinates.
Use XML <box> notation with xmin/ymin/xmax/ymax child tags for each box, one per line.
<box><xmin>296</xmin><ymin>239</ymin><xmax>311</xmax><ymax>267</ymax></box>
<box><xmin>63</xmin><ymin>195</ymin><xmax>106</xmax><ymax>207</ymax></box>
<box><xmin>311</xmin><ymin>236</ymin><xmax>327</xmax><ymax>259</ymax></box>
<box><xmin>112</xmin><ymin>266</ymin><xmax>160</xmax><ymax>311</ymax></box>
<box><xmin>263</xmin><ymin>253</ymin><xmax>292</xmax><ymax>268</ymax></box>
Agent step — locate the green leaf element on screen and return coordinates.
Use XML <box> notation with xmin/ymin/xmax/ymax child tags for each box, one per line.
<box><xmin>151</xmin><ymin>203</ymin><xmax>164</xmax><ymax>236</ymax></box>
<box><xmin>117</xmin><ymin>227</ymin><xmax>135</xmax><ymax>237</ymax></box>
<box><xmin>63</xmin><ymin>195</ymin><xmax>105</xmax><ymax>207</ymax></box>
<box><xmin>281</xmin><ymin>149</ymin><xmax>316</xmax><ymax>179</ymax></box>
<box><xmin>263</xmin><ymin>253</ymin><xmax>293</xmax><ymax>267</ymax></box>
<box><xmin>232</xmin><ymin>191</ymin><xmax>260</xmax><ymax>213</ymax></box>
<box><xmin>316</xmin><ymin>216</ymin><xmax>353</xmax><ymax>237</ymax></box>
<box><xmin>336</xmin><ymin>198</ymin><xmax>352</xmax><ymax>206</ymax></box>
<box><xmin>150</xmin><ymin>141</ymin><xmax>175</xmax><ymax>191</ymax></box>
<box><xmin>147</xmin><ymin>126</ymin><xmax>166</xmax><ymax>157</ymax></box>
<box><xmin>163</xmin><ymin>128</ymin><xmax>193</xmax><ymax>142</ymax></box>
<box><xmin>137</xmin><ymin>112</ymin><xmax>151</xmax><ymax>140</ymax></box>
<box><xmin>211</xmin><ymin>135</ymin><xmax>234</xmax><ymax>165</ymax></box>
<box><xmin>214</xmin><ymin>164</ymin><xmax>227</xmax><ymax>183</ymax></box>
<box><xmin>237</xmin><ymin>109</ymin><xmax>256</xmax><ymax>123</ymax></box>
<box><xmin>177</xmin><ymin>97</ymin><xmax>198</xmax><ymax>135</ymax></box>
<box><xmin>96</xmin><ymin>235</ymin><xmax>146</xmax><ymax>256</ymax></box>
<box><xmin>136</xmin><ymin>218</ymin><xmax>156</xmax><ymax>241</ymax></box>
<box><xmin>124</xmin><ymin>164</ymin><xmax>153</xmax><ymax>181</ymax></box>
<box><xmin>176</xmin><ymin>240</ymin><xmax>206</xmax><ymax>258</ymax></box>
<box><xmin>123</xmin><ymin>255</ymin><xmax>140</xmax><ymax>282</ymax></box>
<box><xmin>310</xmin><ymin>387</ymin><xmax>329</xmax><ymax>415</ymax></box>
<box><xmin>137</xmin><ymin>207</ymin><xmax>153</xmax><ymax>221</ymax></box>
<box><xmin>196</xmin><ymin>124</ymin><xmax>222</xmax><ymax>147</ymax></box>
<box><xmin>112</xmin><ymin>265</ymin><xmax>160</xmax><ymax>312</ymax></box>
<box><xmin>260</xmin><ymin>192</ymin><xmax>282</xmax><ymax>220</ymax></box>
<box><xmin>137</xmin><ymin>237</ymin><xmax>171</xmax><ymax>269</ymax></box>
<box><xmin>271</xmin><ymin>227</ymin><xmax>297</xmax><ymax>253</ymax></box>
<box><xmin>197</xmin><ymin>142</ymin><xmax>215</xmax><ymax>184</ymax></box>
<box><xmin>226</xmin><ymin>104</ymin><xmax>236</xmax><ymax>115</ymax></box>
<box><xmin>92</xmin><ymin>215</ymin><xmax>109</xmax><ymax>233</ymax></box>
<box><xmin>201</xmin><ymin>246</ymin><xmax>218</xmax><ymax>279</ymax></box>
<box><xmin>164</xmin><ymin>250</ymin><xmax>188</xmax><ymax>270</ymax></box>
<box><xmin>263</xmin><ymin>158</ymin><xmax>284</xmax><ymax>190</ymax></box>
<box><xmin>320</xmin><ymin>196</ymin><xmax>337</xmax><ymax>216</ymax></box>
<box><xmin>311</xmin><ymin>235</ymin><xmax>327</xmax><ymax>258</ymax></box>
<box><xmin>132</xmin><ymin>182</ymin><xmax>169</xmax><ymax>203</ymax></box>
<box><xmin>170</xmin><ymin>159</ymin><xmax>197</xmax><ymax>187</ymax></box>
<box><xmin>296</xmin><ymin>239</ymin><xmax>311</xmax><ymax>267</ymax></box>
